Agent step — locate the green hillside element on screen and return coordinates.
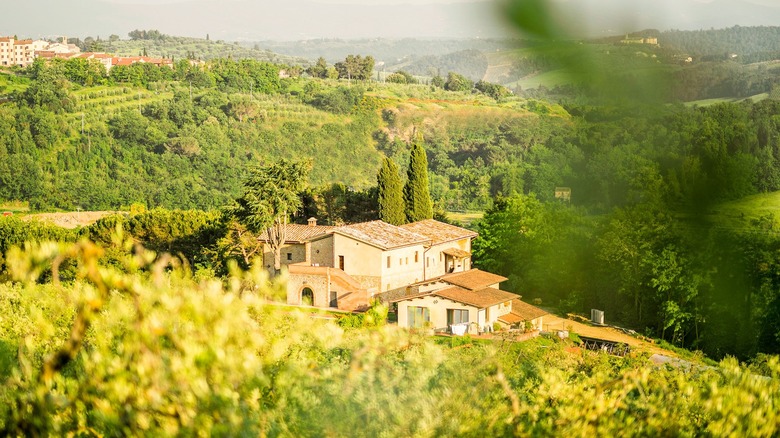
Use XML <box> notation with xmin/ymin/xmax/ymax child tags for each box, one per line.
<box><xmin>0</xmin><ymin>58</ymin><xmax>555</xmax><ymax>213</ymax></box>
<box><xmin>0</xmin><ymin>70</ymin><xmax>29</xmax><ymax>97</ymax></box>
<box><xmin>100</xmin><ymin>34</ymin><xmax>310</xmax><ymax>65</ymax></box>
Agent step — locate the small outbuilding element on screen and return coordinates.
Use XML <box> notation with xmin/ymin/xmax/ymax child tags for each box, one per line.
<box><xmin>498</xmin><ymin>299</ymin><xmax>549</xmax><ymax>332</ymax></box>
<box><xmin>393</xmin><ymin>286</ymin><xmax>519</xmax><ymax>334</ymax></box>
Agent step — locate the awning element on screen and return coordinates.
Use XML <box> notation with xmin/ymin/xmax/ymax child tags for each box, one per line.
<box><xmin>498</xmin><ymin>313</ymin><xmax>524</xmax><ymax>325</ymax></box>
<box><xmin>442</xmin><ymin>248</ymin><xmax>471</xmax><ymax>259</ymax></box>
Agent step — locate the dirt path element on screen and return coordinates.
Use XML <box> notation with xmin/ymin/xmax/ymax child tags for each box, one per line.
<box><xmin>543</xmin><ymin>314</ymin><xmax>672</xmax><ymax>356</ymax></box>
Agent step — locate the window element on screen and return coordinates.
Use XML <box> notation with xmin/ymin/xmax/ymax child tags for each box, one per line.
<box><xmin>407</xmin><ymin>306</ymin><xmax>430</xmax><ymax>328</ymax></box>
<box><xmin>447</xmin><ymin>309</ymin><xmax>469</xmax><ymax>326</ymax></box>
<box><xmin>415</xmin><ymin>251</ymin><xmax>419</xmax><ymax>263</ymax></box>
<box><xmin>286</xmin><ymin>252</ymin><xmax>292</xmax><ymax>261</ymax></box>
<box><xmin>339</xmin><ymin>255</ymin><xmax>345</xmax><ymax>270</ymax></box>
<box><xmin>405</xmin><ymin>257</ymin><xmax>409</xmax><ymax>265</ymax></box>
<box><xmin>387</xmin><ymin>256</ymin><xmax>391</xmax><ymax>268</ymax></box>
<box><xmin>426</xmin><ymin>257</ymin><xmax>429</xmax><ymax>268</ymax></box>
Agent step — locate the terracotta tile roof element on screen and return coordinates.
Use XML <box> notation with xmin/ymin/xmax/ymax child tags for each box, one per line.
<box><xmin>112</xmin><ymin>57</ymin><xmax>137</xmax><ymax>66</ymax></box>
<box><xmin>35</xmin><ymin>51</ymin><xmax>71</xmax><ymax>59</ymax></box>
<box><xmin>388</xmin><ymin>290</ymin><xmax>431</xmax><ymax>303</ymax></box>
<box><xmin>259</xmin><ymin>224</ymin><xmax>334</xmax><ymax>243</ymax></box>
<box><xmin>510</xmin><ymin>299</ymin><xmax>548</xmax><ymax>320</ymax></box>
<box><xmin>14</xmin><ymin>39</ymin><xmax>32</xmax><ymax>45</ymax></box>
<box><xmin>498</xmin><ymin>313</ymin><xmax>524</xmax><ymax>325</ymax></box>
<box><xmin>433</xmin><ymin>286</ymin><xmax>518</xmax><ymax>308</ymax></box>
<box><xmin>400</xmin><ymin>219</ymin><xmax>477</xmax><ymax>245</ymax></box>
<box><xmin>332</xmin><ymin>220</ymin><xmax>429</xmax><ymax>250</ymax></box>
<box><xmin>442</xmin><ymin>247</ymin><xmax>471</xmax><ymax>258</ymax></box>
<box><xmin>440</xmin><ymin>269</ymin><xmax>507</xmax><ymax>290</ymax></box>
<box><xmin>77</xmin><ymin>52</ymin><xmax>113</xmax><ymax>59</ymax></box>
<box><xmin>112</xmin><ymin>56</ymin><xmax>172</xmax><ymax>67</ymax></box>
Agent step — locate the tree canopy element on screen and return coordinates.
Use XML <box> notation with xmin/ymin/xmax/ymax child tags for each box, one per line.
<box><xmin>377</xmin><ymin>157</ymin><xmax>406</xmax><ymax>225</ymax></box>
<box><xmin>232</xmin><ymin>159</ymin><xmax>310</xmax><ymax>272</ymax></box>
<box><xmin>403</xmin><ymin>138</ymin><xmax>433</xmax><ymax>223</ymax></box>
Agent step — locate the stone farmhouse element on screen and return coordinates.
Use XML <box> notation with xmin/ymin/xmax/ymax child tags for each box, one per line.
<box><xmin>263</xmin><ymin>218</ymin><xmax>547</xmax><ymax>334</ymax></box>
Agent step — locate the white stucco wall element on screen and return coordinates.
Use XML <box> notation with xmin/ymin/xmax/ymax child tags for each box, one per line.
<box><xmin>330</xmin><ymin>233</ymin><xmax>425</xmax><ymax>293</ymax></box>
<box><xmin>332</xmin><ymin>233</ymin><xmax>381</xmax><ymax>276</ymax></box>
<box><xmin>379</xmin><ymin>244</ymin><xmax>426</xmax><ymax>292</ymax></box>
<box><xmin>396</xmin><ymin>295</ymin><xmax>478</xmax><ymax>333</ymax></box>
<box><xmin>426</xmin><ymin>238</ymin><xmax>473</xmax><ymax>279</ymax></box>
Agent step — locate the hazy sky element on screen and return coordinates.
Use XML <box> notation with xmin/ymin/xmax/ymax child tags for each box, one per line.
<box><xmin>2</xmin><ymin>0</ymin><xmax>780</xmax><ymax>41</ymax></box>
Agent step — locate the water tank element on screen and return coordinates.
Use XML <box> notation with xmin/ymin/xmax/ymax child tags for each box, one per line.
<box><xmin>591</xmin><ymin>309</ymin><xmax>605</xmax><ymax>325</ymax></box>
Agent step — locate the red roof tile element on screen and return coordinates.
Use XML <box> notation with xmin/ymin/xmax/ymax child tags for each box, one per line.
<box><xmin>400</xmin><ymin>219</ymin><xmax>477</xmax><ymax>245</ymax></box>
<box><xmin>498</xmin><ymin>313</ymin><xmax>524</xmax><ymax>325</ymax></box>
<box><xmin>332</xmin><ymin>220</ymin><xmax>430</xmax><ymax>250</ymax></box>
<box><xmin>433</xmin><ymin>286</ymin><xmax>518</xmax><ymax>308</ymax></box>
<box><xmin>442</xmin><ymin>247</ymin><xmax>471</xmax><ymax>258</ymax></box>
<box><xmin>259</xmin><ymin>224</ymin><xmax>334</xmax><ymax>243</ymax></box>
<box><xmin>509</xmin><ymin>299</ymin><xmax>548</xmax><ymax>320</ymax></box>
<box><xmin>440</xmin><ymin>269</ymin><xmax>507</xmax><ymax>290</ymax></box>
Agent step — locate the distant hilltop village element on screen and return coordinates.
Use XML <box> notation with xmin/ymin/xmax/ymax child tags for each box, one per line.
<box><xmin>620</xmin><ymin>35</ymin><xmax>658</xmax><ymax>45</ymax></box>
<box><xmin>0</xmin><ymin>36</ymin><xmax>172</xmax><ymax>70</ymax></box>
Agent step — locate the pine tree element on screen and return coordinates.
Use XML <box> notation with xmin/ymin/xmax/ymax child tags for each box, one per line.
<box><xmin>377</xmin><ymin>157</ymin><xmax>406</xmax><ymax>225</ymax></box>
<box><xmin>403</xmin><ymin>137</ymin><xmax>433</xmax><ymax>223</ymax></box>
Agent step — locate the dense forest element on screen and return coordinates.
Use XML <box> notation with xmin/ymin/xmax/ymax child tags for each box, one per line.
<box><xmin>661</xmin><ymin>26</ymin><xmax>780</xmax><ymax>63</ymax></box>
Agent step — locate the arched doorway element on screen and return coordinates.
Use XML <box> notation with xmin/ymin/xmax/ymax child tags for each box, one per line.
<box><xmin>301</xmin><ymin>287</ymin><xmax>314</xmax><ymax>306</ymax></box>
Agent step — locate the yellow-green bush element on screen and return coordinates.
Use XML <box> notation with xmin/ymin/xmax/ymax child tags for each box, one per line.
<box><xmin>0</xmin><ymin>240</ymin><xmax>778</xmax><ymax>436</ymax></box>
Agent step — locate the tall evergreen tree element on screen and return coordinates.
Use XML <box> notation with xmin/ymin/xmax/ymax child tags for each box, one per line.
<box><xmin>403</xmin><ymin>138</ymin><xmax>433</xmax><ymax>223</ymax></box>
<box><xmin>377</xmin><ymin>157</ymin><xmax>405</xmax><ymax>225</ymax></box>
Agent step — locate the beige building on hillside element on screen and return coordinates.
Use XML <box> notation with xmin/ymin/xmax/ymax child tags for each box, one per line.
<box><xmin>0</xmin><ymin>37</ymin><xmax>48</xmax><ymax>67</ymax></box>
<box><xmin>262</xmin><ymin>217</ymin><xmax>539</xmax><ymax>335</ymax></box>
<box><xmin>400</xmin><ymin>218</ymin><xmax>476</xmax><ymax>277</ymax></box>
<box><xmin>260</xmin><ymin>218</ymin><xmax>480</xmax><ymax>312</ymax></box>
<box><xmin>498</xmin><ymin>299</ymin><xmax>549</xmax><ymax>332</ymax></box>
<box><xmin>393</xmin><ymin>269</ymin><xmax>517</xmax><ymax>334</ymax></box>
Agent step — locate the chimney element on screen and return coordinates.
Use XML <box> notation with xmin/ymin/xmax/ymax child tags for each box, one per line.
<box><xmin>307</xmin><ymin>217</ymin><xmax>317</xmax><ymax>227</ymax></box>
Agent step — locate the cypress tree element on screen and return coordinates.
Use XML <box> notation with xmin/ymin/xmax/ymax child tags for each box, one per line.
<box><xmin>403</xmin><ymin>138</ymin><xmax>433</xmax><ymax>223</ymax></box>
<box><xmin>377</xmin><ymin>157</ymin><xmax>406</xmax><ymax>225</ymax></box>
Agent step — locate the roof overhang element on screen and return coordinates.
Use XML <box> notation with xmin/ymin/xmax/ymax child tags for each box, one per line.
<box><xmin>442</xmin><ymin>248</ymin><xmax>471</xmax><ymax>258</ymax></box>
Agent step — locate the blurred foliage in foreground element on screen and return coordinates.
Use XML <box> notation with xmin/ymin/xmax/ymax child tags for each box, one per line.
<box><xmin>0</xmin><ymin>240</ymin><xmax>778</xmax><ymax>436</ymax></box>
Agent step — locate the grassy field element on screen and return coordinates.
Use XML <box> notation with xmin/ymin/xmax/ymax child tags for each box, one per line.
<box><xmin>508</xmin><ymin>69</ymin><xmax>573</xmax><ymax>90</ymax></box>
<box><xmin>0</xmin><ymin>201</ymin><xmax>30</xmax><ymax>215</ymax></box>
<box><xmin>483</xmin><ymin>48</ymin><xmax>532</xmax><ymax>84</ymax></box>
<box><xmin>447</xmin><ymin>211</ymin><xmax>484</xmax><ymax>228</ymax></box>
<box><xmin>0</xmin><ymin>71</ymin><xmax>29</xmax><ymax>95</ymax></box>
<box><xmin>684</xmin><ymin>92</ymin><xmax>769</xmax><ymax>107</ymax></box>
<box><xmin>709</xmin><ymin>191</ymin><xmax>780</xmax><ymax>230</ymax></box>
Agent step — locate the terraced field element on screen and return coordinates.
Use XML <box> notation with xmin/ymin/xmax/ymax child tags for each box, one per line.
<box><xmin>72</xmin><ymin>85</ymin><xmax>174</xmax><ymax>113</ymax></box>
